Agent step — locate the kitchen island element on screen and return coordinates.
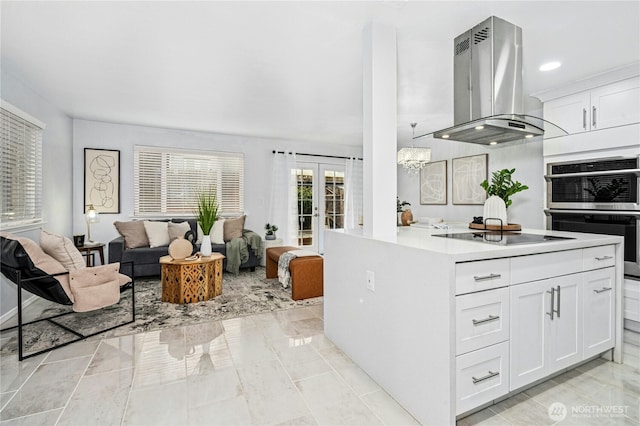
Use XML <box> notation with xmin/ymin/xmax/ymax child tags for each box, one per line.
<box><xmin>324</xmin><ymin>225</ymin><xmax>624</xmax><ymax>425</ymax></box>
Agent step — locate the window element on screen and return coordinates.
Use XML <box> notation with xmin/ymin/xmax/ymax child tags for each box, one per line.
<box><xmin>0</xmin><ymin>102</ymin><xmax>44</xmax><ymax>228</ymax></box>
<box><xmin>134</xmin><ymin>146</ymin><xmax>244</xmax><ymax>216</ymax></box>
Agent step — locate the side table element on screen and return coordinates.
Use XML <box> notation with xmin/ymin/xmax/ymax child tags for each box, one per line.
<box><xmin>160</xmin><ymin>253</ymin><xmax>225</xmax><ymax>304</ymax></box>
<box><xmin>262</xmin><ymin>238</ymin><xmax>283</xmax><ymax>266</ymax></box>
<box><xmin>76</xmin><ymin>243</ymin><xmax>105</xmax><ymax>267</ymax></box>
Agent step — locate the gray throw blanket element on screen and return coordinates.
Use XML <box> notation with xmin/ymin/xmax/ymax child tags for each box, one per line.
<box><xmin>225</xmin><ymin>230</ymin><xmax>264</xmax><ymax>274</ymax></box>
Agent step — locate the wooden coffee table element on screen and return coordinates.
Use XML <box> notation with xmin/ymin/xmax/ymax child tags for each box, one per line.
<box><xmin>160</xmin><ymin>253</ymin><xmax>225</xmax><ymax>304</ymax></box>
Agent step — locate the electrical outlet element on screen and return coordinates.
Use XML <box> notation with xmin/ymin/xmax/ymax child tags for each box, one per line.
<box><xmin>366</xmin><ymin>270</ymin><xmax>375</xmax><ymax>292</ymax></box>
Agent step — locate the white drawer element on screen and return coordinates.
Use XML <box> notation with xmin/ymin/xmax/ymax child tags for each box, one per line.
<box><xmin>583</xmin><ymin>245</ymin><xmax>616</xmax><ymax>271</ymax></box>
<box><xmin>511</xmin><ymin>249</ymin><xmax>582</xmax><ymax>284</ymax></box>
<box><xmin>456</xmin><ymin>341</ymin><xmax>510</xmax><ymax>416</ymax></box>
<box><xmin>455</xmin><ymin>258</ymin><xmax>510</xmax><ymax>295</ymax></box>
<box><xmin>624</xmin><ymin>277</ymin><xmax>640</xmax><ymax>322</ymax></box>
<box><xmin>456</xmin><ymin>287</ymin><xmax>509</xmax><ymax>355</ymax></box>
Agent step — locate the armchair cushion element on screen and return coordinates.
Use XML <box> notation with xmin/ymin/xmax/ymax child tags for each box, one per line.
<box><xmin>39</xmin><ymin>229</ymin><xmax>85</xmax><ymax>270</ymax></box>
<box><xmin>69</xmin><ymin>263</ymin><xmax>123</xmax><ymax>312</ymax></box>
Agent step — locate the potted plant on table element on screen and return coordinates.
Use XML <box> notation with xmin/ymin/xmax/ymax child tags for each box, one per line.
<box><xmin>397</xmin><ymin>197</ymin><xmax>412</xmax><ymax>226</ymax></box>
<box><xmin>193</xmin><ymin>188</ymin><xmax>219</xmax><ymax>256</ymax></box>
<box><xmin>479</xmin><ymin>168</ymin><xmax>528</xmax><ymax>227</ymax></box>
<box><xmin>264</xmin><ymin>223</ymin><xmax>278</xmax><ymax>240</ymax></box>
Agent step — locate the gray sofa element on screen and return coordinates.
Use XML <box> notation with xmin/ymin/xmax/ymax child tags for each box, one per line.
<box><xmin>108</xmin><ymin>218</ymin><xmax>261</xmax><ymax>277</ymax></box>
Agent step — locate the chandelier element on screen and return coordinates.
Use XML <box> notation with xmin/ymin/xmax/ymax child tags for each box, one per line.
<box><xmin>397</xmin><ymin>123</ymin><xmax>431</xmax><ymax>173</ymax></box>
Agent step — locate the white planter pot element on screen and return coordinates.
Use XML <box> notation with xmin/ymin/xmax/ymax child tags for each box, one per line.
<box><xmin>200</xmin><ymin>235</ymin><xmax>212</xmax><ymax>256</ymax></box>
<box><xmin>483</xmin><ymin>196</ymin><xmax>507</xmax><ymax>227</ymax></box>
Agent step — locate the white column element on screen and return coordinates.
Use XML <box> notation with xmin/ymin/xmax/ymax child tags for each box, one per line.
<box><xmin>362</xmin><ymin>22</ymin><xmax>397</xmax><ymax>242</ymax></box>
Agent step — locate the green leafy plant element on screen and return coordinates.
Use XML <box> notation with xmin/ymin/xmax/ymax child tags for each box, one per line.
<box><xmin>193</xmin><ymin>187</ymin><xmax>219</xmax><ymax>235</ymax></box>
<box><xmin>264</xmin><ymin>223</ymin><xmax>279</xmax><ymax>236</ymax></box>
<box><xmin>397</xmin><ymin>197</ymin><xmax>411</xmax><ymax>212</ymax></box>
<box><xmin>480</xmin><ymin>168</ymin><xmax>528</xmax><ymax>208</ymax></box>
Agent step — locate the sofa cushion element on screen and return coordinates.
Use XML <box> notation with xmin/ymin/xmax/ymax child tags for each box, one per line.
<box><xmin>121</xmin><ymin>245</ymin><xmax>170</xmax><ymax>264</ymax></box>
<box><xmin>144</xmin><ymin>221</ymin><xmax>170</xmax><ymax>248</ymax></box>
<box><xmin>39</xmin><ymin>229</ymin><xmax>86</xmax><ymax>270</ymax></box>
<box><xmin>211</xmin><ymin>219</ymin><xmax>225</xmax><ymax>244</ymax></box>
<box><xmin>224</xmin><ymin>215</ymin><xmax>245</xmax><ymax>242</ymax></box>
<box><xmin>168</xmin><ymin>221</ymin><xmax>191</xmax><ymax>242</ymax></box>
<box><xmin>114</xmin><ymin>221</ymin><xmax>149</xmax><ymax>249</ymax></box>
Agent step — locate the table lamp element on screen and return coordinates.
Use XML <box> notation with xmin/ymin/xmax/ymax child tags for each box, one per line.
<box><xmin>85</xmin><ymin>204</ymin><xmax>100</xmax><ymax>243</ymax></box>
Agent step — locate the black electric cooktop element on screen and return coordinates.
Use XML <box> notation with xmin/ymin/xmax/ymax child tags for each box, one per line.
<box><xmin>432</xmin><ymin>231</ymin><xmax>574</xmax><ymax>246</ymax></box>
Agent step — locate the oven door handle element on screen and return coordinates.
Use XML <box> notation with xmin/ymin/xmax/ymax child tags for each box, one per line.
<box><xmin>544</xmin><ymin>169</ymin><xmax>640</xmax><ymax>181</ymax></box>
<box><xmin>544</xmin><ymin>209</ymin><xmax>640</xmax><ymax>217</ymax></box>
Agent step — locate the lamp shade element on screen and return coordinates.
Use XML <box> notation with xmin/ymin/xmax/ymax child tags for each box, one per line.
<box><xmin>397</xmin><ymin>147</ymin><xmax>431</xmax><ymax>173</ymax></box>
<box><xmin>85</xmin><ymin>204</ymin><xmax>100</xmax><ymax>223</ymax></box>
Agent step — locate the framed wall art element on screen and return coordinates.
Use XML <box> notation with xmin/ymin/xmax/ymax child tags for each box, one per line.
<box><xmin>452</xmin><ymin>153</ymin><xmax>488</xmax><ymax>205</ymax></box>
<box><xmin>420</xmin><ymin>160</ymin><xmax>447</xmax><ymax>205</ymax></box>
<box><xmin>84</xmin><ymin>148</ymin><xmax>120</xmax><ymax>213</ymax></box>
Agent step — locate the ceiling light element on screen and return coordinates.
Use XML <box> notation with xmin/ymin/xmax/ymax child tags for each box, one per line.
<box><xmin>441</xmin><ymin>134</ymin><xmax>450</xmax><ymax>139</ymax></box>
<box><xmin>489</xmin><ymin>141</ymin><xmax>498</xmax><ymax>145</ymax></box>
<box><xmin>525</xmin><ymin>134</ymin><xmax>534</xmax><ymax>138</ymax></box>
<box><xmin>397</xmin><ymin>123</ymin><xmax>431</xmax><ymax>173</ymax></box>
<box><xmin>475</xmin><ymin>125</ymin><xmax>485</xmax><ymax>130</ymax></box>
<box><xmin>539</xmin><ymin>61</ymin><xmax>561</xmax><ymax>71</ymax></box>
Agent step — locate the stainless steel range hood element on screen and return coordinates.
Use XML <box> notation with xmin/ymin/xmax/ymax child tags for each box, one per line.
<box><xmin>433</xmin><ymin>16</ymin><xmax>545</xmax><ymax>145</ymax></box>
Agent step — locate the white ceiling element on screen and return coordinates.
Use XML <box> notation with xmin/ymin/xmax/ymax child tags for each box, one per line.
<box><xmin>2</xmin><ymin>1</ymin><xmax>639</xmax><ymax>146</ymax></box>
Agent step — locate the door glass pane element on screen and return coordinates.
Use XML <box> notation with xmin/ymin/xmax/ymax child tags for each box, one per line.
<box><xmin>296</xmin><ymin>168</ymin><xmax>314</xmax><ymax>247</ymax></box>
<box><xmin>324</xmin><ymin>170</ymin><xmax>345</xmax><ymax>230</ymax></box>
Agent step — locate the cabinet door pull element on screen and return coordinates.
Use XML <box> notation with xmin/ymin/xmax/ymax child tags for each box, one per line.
<box><xmin>555</xmin><ymin>285</ymin><xmax>561</xmax><ymax>318</ymax></box>
<box><xmin>473</xmin><ymin>273</ymin><xmax>501</xmax><ymax>282</ymax></box>
<box><xmin>472</xmin><ymin>315</ymin><xmax>500</xmax><ymax>325</ymax></box>
<box><xmin>595</xmin><ymin>255</ymin><xmax>613</xmax><ymax>261</ymax></box>
<box><xmin>592</xmin><ymin>106</ymin><xmax>597</xmax><ymax>128</ymax></box>
<box><xmin>472</xmin><ymin>370</ymin><xmax>499</xmax><ymax>384</ymax></box>
<box><xmin>546</xmin><ymin>287</ymin><xmax>555</xmax><ymax>320</ymax></box>
<box><xmin>583</xmin><ymin>108</ymin><xmax>587</xmax><ymax>129</ymax></box>
<box><xmin>594</xmin><ymin>287</ymin><xmax>613</xmax><ymax>294</ymax></box>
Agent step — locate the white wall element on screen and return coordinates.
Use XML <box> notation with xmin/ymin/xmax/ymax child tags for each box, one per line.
<box><xmin>0</xmin><ymin>63</ymin><xmax>74</xmax><ymax>318</ymax></box>
<box><xmin>72</xmin><ymin>119</ymin><xmax>363</xmax><ymax>258</ymax></box>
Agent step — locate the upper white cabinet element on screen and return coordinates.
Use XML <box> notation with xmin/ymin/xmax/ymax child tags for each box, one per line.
<box><xmin>544</xmin><ymin>77</ymin><xmax>640</xmax><ymax>136</ymax></box>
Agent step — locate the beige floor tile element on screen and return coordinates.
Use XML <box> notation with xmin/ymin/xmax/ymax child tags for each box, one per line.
<box><xmin>292</xmin><ymin>317</ymin><xmax>324</xmax><ymax>337</ymax></box>
<box><xmin>308</xmin><ymin>392</ymin><xmax>383</xmax><ymax>426</ymax></box>
<box><xmin>307</xmin><ymin>304</ymin><xmax>323</xmax><ymax>320</ymax></box>
<box><xmin>186</xmin><ymin>367</ymin><xmax>243</xmax><ymax>407</ymax></box>
<box><xmin>317</xmin><ymin>344</ymin><xmax>356</xmax><ymax>371</ymax></box>
<box><xmin>273</xmin><ymin>307</ymin><xmax>317</xmax><ymax>323</ymax></box>
<box><xmin>361</xmin><ymin>389</ymin><xmax>420</xmax><ymax>425</ymax></box>
<box><xmin>335</xmin><ymin>364</ymin><xmax>381</xmax><ymax>396</ymax></box>
<box><xmin>0</xmin><ymin>356</ymin><xmax>90</xmax><ymax>421</ymax></box>
<box><xmin>187</xmin><ymin>395</ymin><xmax>252</xmax><ymax>426</ymax></box>
<box><xmin>0</xmin><ymin>408</ymin><xmax>63</xmax><ymax>426</ymax></box>
<box><xmin>275</xmin><ymin>414</ymin><xmax>319</xmax><ymax>425</ymax></box>
<box><xmin>0</xmin><ymin>353</ymin><xmax>45</xmax><ymax>393</ymax></box>
<box><xmin>551</xmin><ymin>367</ymin><xmax>613</xmax><ymax>399</ymax></box>
<box><xmin>295</xmin><ymin>371</ymin><xmax>355</xmax><ymax>410</ymax></box>
<box><xmin>226</xmin><ymin>328</ymin><xmax>277</xmax><ymax>367</ymax></box>
<box><xmin>457</xmin><ymin>407</ymin><xmax>513</xmax><ymax>425</ymax></box>
<box><xmin>84</xmin><ymin>334</ymin><xmax>144</xmax><ymax>376</ymax></box>
<box><xmin>523</xmin><ymin>379</ymin><xmax>599</xmax><ymax>410</ymax></box>
<box><xmin>0</xmin><ymin>393</ymin><xmax>15</xmax><ymax>412</ymax></box>
<box><xmin>43</xmin><ymin>340</ymin><xmax>100</xmax><ymax>363</ymax></box>
<box><xmin>488</xmin><ymin>392</ymin><xmax>553</xmax><ymax>426</ymax></box>
<box><xmin>123</xmin><ymin>381</ymin><xmax>189</xmax><ymax>425</ymax></box>
<box><xmin>56</xmin><ymin>368</ymin><xmax>134</xmax><ymax>426</ymax></box>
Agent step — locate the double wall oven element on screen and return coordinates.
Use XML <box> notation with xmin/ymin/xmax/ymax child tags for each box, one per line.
<box><xmin>545</xmin><ymin>156</ymin><xmax>640</xmax><ymax>278</ymax></box>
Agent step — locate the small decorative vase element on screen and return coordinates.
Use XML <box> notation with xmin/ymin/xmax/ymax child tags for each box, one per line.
<box><xmin>483</xmin><ymin>196</ymin><xmax>507</xmax><ymax>227</ymax></box>
<box><xmin>200</xmin><ymin>235</ymin><xmax>212</xmax><ymax>256</ymax></box>
<box><xmin>401</xmin><ymin>209</ymin><xmax>414</xmax><ymax>226</ymax></box>
<box><xmin>265</xmin><ymin>234</ymin><xmax>276</xmax><ymax>240</ymax></box>
<box><xmin>168</xmin><ymin>236</ymin><xmax>193</xmax><ymax>260</ymax></box>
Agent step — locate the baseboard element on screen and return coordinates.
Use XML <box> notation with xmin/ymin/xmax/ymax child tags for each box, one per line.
<box><xmin>0</xmin><ymin>294</ymin><xmax>38</xmax><ymax>327</ymax></box>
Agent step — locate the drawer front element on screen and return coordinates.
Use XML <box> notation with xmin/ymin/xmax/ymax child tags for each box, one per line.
<box><xmin>456</xmin><ymin>258</ymin><xmax>510</xmax><ymax>295</ymax></box>
<box><xmin>624</xmin><ymin>277</ymin><xmax>640</xmax><ymax>322</ymax></box>
<box><xmin>511</xmin><ymin>249</ymin><xmax>582</xmax><ymax>284</ymax></box>
<box><xmin>583</xmin><ymin>245</ymin><xmax>616</xmax><ymax>271</ymax></box>
<box><xmin>456</xmin><ymin>341</ymin><xmax>510</xmax><ymax>416</ymax></box>
<box><xmin>456</xmin><ymin>288</ymin><xmax>509</xmax><ymax>355</ymax></box>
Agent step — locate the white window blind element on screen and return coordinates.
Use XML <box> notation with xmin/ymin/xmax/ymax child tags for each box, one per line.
<box><xmin>1</xmin><ymin>104</ymin><xmax>44</xmax><ymax>228</ymax></box>
<box><xmin>134</xmin><ymin>146</ymin><xmax>244</xmax><ymax>216</ymax></box>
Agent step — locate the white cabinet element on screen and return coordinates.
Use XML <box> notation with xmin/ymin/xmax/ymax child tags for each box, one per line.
<box><xmin>544</xmin><ymin>77</ymin><xmax>640</xmax><ymax>137</ymax></box>
<box><xmin>456</xmin><ymin>287</ymin><xmax>509</xmax><ymax>355</ymax></box>
<box><xmin>510</xmin><ymin>273</ymin><xmax>582</xmax><ymax>391</ymax></box>
<box><xmin>583</xmin><ymin>267</ymin><xmax>616</xmax><ymax>358</ymax></box>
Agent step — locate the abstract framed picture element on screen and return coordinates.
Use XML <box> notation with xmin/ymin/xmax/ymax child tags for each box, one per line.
<box><xmin>84</xmin><ymin>148</ymin><xmax>120</xmax><ymax>213</ymax></box>
<box><xmin>420</xmin><ymin>160</ymin><xmax>447</xmax><ymax>205</ymax></box>
<box><xmin>452</xmin><ymin>153</ymin><xmax>488</xmax><ymax>205</ymax></box>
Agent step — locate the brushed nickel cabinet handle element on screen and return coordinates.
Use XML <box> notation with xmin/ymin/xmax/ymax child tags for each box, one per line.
<box><xmin>473</xmin><ymin>273</ymin><xmax>501</xmax><ymax>282</ymax></box>
<box><xmin>472</xmin><ymin>315</ymin><xmax>500</xmax><ymax>326</ymax></box>
<box><xmin>472</xmin><ymin>371</ymin><xmax>499</xmax><ymax>384</ymax></box>
<box><xmin>595</xmin><ymin>255</ymin><xmax>613</xmax><ymax>261</ymax></box>
<box><xmin>583</xmin><ymin>108</ymin><xmax>587</xmax><ymax>129</ymax></box>
<box><xmin>546</xmin><ymin>287</ymin><xmax>555</xmax><ymax>320</ymax></box>
<box><xmin>592</xmin><ymin>106</ymin><xmax>597</xmax><ymax>128</ymax></box>
<box><xmin>594</xmin><ymin>287</ymin><xmax>613</xmax><ymax>294</ymax></box>
<box><xmin>556</xmin><ymin>285</ymin><xmax>561</xmax><ymax>318</ymax></box>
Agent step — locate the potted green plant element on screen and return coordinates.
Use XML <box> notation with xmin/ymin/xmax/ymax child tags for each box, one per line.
<box><xmin>264</xmin><ymin>223</ymin><xmax>278</xmax><ymax>240</ymax></box>
<box><xmin>193</xmin><ymin>188</ymin><xmax>219</xmax><ymax>256</ymax></box>
<box><xmin>396</xmin><ymin>197</ymin><xmax>411</xmax><ymax>226</ymax></box>
<box><xmin>479</xmin><ymin>168</ymin><xmax>528</xmax><ymax>227</ymax></box>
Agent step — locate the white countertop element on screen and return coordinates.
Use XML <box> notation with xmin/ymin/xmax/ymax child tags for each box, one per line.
<box><xmin>333</xmin><ymin>223</ymin><xmax>623</xmax><ymax>262</ymax></box>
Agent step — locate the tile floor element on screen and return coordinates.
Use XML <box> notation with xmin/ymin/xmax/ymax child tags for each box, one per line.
<box><xmin>0</xmin><ymin>304</ymin><xmax>638</xmax><ymax>425</ymax></box>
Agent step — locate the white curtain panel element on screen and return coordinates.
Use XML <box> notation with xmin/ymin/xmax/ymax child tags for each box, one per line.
<box><xmin>269</xmin><ymin>151</ymin><xmax>298</xmax><ymax>246</ymax></box>
<box><xmin>344</xmin><ymin>157</ymin><xmax>364</xmax><ymax>230</ymax></box>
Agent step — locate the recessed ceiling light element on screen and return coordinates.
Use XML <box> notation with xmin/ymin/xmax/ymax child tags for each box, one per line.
<box><xmin>489</xmin><ymin>141</ymin><xmax>498</xmax><ymax>145</ymax></box>
<box><xmin>475</xmin><ymin>125</ymin><xmax>484</xmax><ymax>130</ymax></box>
<box><xmin>442</xmin><ymin>134</ymin><xmax>450</xmax><ymax>139</ymax></box>
<box><xmin>539</xmin><ymin>61</ymin><xmax>561</xmax><ymax>71</ymax></box>
<box><xmin>525</xmin><ymin>134</ymin><xmax>534</xmax><ymax>138</ymax></box>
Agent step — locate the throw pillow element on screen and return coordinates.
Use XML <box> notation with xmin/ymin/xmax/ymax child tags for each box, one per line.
<box><xmin>143</xmin><ymin>221</ymin><xmax>170</xmax><ymax>248</ymax></box>
<box><xmin>223</xmin><ymin>215</ymin><xmax>245</xmax><ymax>242</ymax></box>
<box><xmin>210</xmin><ymin>219</ymin><xmax>225</xmax><ymax>244</ymax></box>
<box><xmin>196</xmin><ymin>222</ymin><xmax>204</xmax><ymax>244</ymax></box>
<box><xmin>114</xmin><ymin>221</ymin><xmax>149</xmax><ymax>249</ymax></box>
<box><xmin>168</xmin><ymin>221</ymin><xmax>191</xmax><ymax>242</ymax></box>
<box><xmin>39</xmin><ymin>229</ymin><xmax>86</xmax><ymax>270</ymax></box>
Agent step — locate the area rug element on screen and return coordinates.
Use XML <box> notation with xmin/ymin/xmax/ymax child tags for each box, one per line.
<box><xmin>0</xmin><ymin>267</ymin><xmax>322</xmax><ymax>356</ymax></box>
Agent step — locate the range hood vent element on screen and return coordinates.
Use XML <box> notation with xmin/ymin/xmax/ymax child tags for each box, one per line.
<box><xmin>433</xmin><ymin>16</ymin><xmax>546</xmax><ymax>145</ymax></box>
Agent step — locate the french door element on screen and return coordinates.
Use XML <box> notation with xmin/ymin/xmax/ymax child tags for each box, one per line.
<box><xmin>294</xmin><ymin>163</ymin><xmax>345</xmax><ymax>254</ymax></box>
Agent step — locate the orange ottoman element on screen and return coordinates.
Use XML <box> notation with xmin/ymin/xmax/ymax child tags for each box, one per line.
<box><xmin>266</xmin><ymin>246</ymin><xmax>323</xmax><ymax>300</ymax></box>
